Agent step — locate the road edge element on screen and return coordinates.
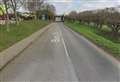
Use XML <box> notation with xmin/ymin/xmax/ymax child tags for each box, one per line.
<box><xmin>64</xmin><ymin>24</ymin><xmax>120</xmax><ymax>80</ymax></box>
<box><xmin>59</xmin><ymin>27</ymin><xmax>79</xmax><ymax>81</ymax></box>
<box><xmin>0</xmin><ymin>23</ymin><xmax>51</xmax><ymax>70</ymax></box>
<box><xmin>64</xmin><ymin>24</ymin><xmax>120</xmax><ymax>68</ymax></box>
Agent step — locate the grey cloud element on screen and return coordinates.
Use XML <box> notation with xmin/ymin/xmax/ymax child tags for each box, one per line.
<box><xmin>47</xmin><ymin>0</ymin><xmax>120</xmax><ymax>14</ymax></box>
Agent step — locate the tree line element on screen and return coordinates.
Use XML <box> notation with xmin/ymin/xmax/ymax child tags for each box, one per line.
<box><xmin>0</xmin><ymin>0</ymin><xmax>56</xmax><ymax>31</ymax></box>
<box><xmin>66</xmin><ymin>7</ymin><xmax>120</xmax><ymax>38</ymax></box>
<box><xmin>27</xmin><ymin>0</ymin><xmax>56</xmax><ymax>20</ymax></box>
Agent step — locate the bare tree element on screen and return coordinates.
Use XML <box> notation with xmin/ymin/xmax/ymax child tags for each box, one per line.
<box><xmin>68</xmin><ymin>11</ymin><xmax>78</xmax><ymax>22</ymax></box>
<box><xmin>106</xmin><ymin>11</ymin><xmax>120</xmax><ymax>37</ymax></box>
<box><xmin>2</xmin><ymin>0</ymin><xmax>10</xmax><ymax>31</ymax></box>
<box><xmin>27</xmin><ymin>0</ymin><xmax>44</xmax><ymax>19</ymax></box>
<box><xmin>66</xmin><ymin>7</ymin><xmax>120</xmax><ymax>39</ymax></box>
<box><xmin>10</xmin><ymin>0</ymin><xmax>24</xmax><ymax>25</ymax></box>
<box><xmin>44</xmin><ymin>3</ymin><xmax>56</xmax><ymax>20</ymax></box>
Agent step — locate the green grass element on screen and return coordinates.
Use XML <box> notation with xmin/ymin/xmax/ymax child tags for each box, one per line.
<box><xmin>0</xmin><ymin>20</ymin><xmax>49</xmax><ymax>52</ymax></box>
<box><xmin>65</xmin><ymin>21</ymin><xmax>120</xmax><ymax>59</ymax></box>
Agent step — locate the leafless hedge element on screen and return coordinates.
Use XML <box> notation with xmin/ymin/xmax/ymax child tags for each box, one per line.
<box><xmin>66</xmin><ymin>7</ymin><xmax>120</xmax><ymax>37</ymax></box>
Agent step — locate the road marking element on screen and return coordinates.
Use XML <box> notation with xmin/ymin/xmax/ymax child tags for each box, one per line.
<box><xmin>66</xmin><ymin>26</ymin><xmax>120</xmax><ymax>80</ymax></box>
<box><xmin>60</xmin><ymin>34</ymin><xmax>69</xmax><ymax>57</ymax></box>
<box><xmin>51</xmin><ymin>32</ymin><xmax>60</xmax><ymax>43</ymax></box>
<box><xmin>58</xmin><ymin>27</ymin><xmax>79</xmax><ymax>81</ymax></box>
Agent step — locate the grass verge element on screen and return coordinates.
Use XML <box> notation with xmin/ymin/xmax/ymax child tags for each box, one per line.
<box><xmin>0</xmin><ymin>20</ymin><xmax>49</xmax><ymax>52</ymax></box>
<box><xmin>65</xmin><ymin>21</ymin><xmax>120</xmax><ymax>59</ymax></box>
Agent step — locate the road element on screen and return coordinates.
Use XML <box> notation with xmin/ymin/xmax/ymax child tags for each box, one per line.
<box><xmin>0</xmin><ymin>23</ymin><xmax>120</xmax><ymax>82</ymax></box>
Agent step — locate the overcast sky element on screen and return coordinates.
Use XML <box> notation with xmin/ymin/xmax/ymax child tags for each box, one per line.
<box><xmin>47</xmin><ymin>0</ymin><xmax>120</xmax><ymax>15</ymax></box>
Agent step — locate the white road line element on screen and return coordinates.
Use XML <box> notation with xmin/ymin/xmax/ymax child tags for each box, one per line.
<box><xmin>66</xmin><ymin>26</ymin><xmax>120</xmax><ymax>80</ymax></box>
<box><xmin>59</xmin><ymin>28</ymin><xmax>70</xmax><ymax>60</ymax></box>
<box><xmin>61</xmin><ymin>36</ymin><xmax>69</xmax><ymax>57</ymax></box>
<box><xmin>58</xmin><ymin>27</ymin><xmax>79</xmax><ymax>82</ymax></box>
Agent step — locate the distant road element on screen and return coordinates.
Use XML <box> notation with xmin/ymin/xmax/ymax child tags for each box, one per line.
<box><xmin>0</xmin><ymin>23</ymin><xmax>120</xmax><ymax>82</ymax></box>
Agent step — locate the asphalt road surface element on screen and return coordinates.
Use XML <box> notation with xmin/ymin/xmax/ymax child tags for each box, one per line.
<box><xmin>0</xmin><ymin>23</ymin><xmax>120</xmax><ymax>82</ymax></box>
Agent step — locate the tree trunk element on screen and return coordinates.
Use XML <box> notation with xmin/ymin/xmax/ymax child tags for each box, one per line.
<box><xmin>10</xmin><ymin>0</ymin><xmax>19</xmax><ymax>25</ymax></box>
<box><xmin>112</xmin><ymin>28</ymin><xmax>119</xmax><ymax>38</ymax></box>
<box><xmin>14</xmin><ymin>9</ymin><xmax>19</xmax><ymax>25</ymax></box>
<box><xmin>4</xmin><ymin>1</ymin><xmax>10</xmax><ymax>32</ymax></box>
